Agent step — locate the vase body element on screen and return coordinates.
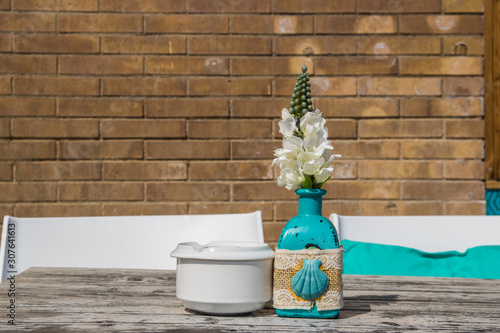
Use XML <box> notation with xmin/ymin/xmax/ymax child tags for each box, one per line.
<box><xmin>274</xmin><ymin>189</ymin><xmax>343</xmax><ymax>319</ymax></box>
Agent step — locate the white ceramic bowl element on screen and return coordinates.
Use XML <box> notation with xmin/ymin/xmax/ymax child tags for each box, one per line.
<box><xmin>170</xmin><ymin>241</ymin><xmax>275</xmax><ymax>315</ymax></box>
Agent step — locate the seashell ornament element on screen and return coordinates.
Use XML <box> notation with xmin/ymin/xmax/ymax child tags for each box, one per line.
<box><xmin>291</xmin><ymin>259</ymin><xmax>329</xmax><ymax>300</ymax></box>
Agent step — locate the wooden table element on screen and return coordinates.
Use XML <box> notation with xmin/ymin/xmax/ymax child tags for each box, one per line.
<box><xmin>1</xmin><ymin>267</ymin><xmax>499</xmax><ymax>332</ymax></box>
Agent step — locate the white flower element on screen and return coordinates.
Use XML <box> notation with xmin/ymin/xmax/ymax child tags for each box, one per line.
<box><xmin>277</xmin><ymin>168</ymin><xmax>304</xmax><ymax>190</ymax></box>
<box><xmin>277</xmin><ymin>108</ymin><xmax>297</xmax><ymax>138</ymax></box>
<box><xmin>297</xmin><ymin>151</ymin><xmax>325</xmax><ymax>175</ymax></box>
<box><xmin>273</xmin><ymin>107</ymin><xmax>340</xmax><ymax>190</ymax></box>
<box><xmin>300</xmin><ymin>110</ymin><xmax>327</xmax><ymax>139</ymax></box>
<box><xmin>315</xmin><ymin>165</ymin><xmax>333</xmax><ymax>184</ymax></box>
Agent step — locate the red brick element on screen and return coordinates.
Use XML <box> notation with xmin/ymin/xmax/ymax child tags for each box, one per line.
<box><xmin>102</xmin><ymin>36</ymin><xmax>186</xmax><ymax>54</ymax></box>
<box><xmin>146</xmin><ymin>140</ymin><xmax>229</xmax><ymax>160</ymax></box>
<box><xmin>189</xmin><ymin>36</ymin><xmax>271</xmax><ymax>55</ymax></box>
<box><xmin>0</xmin><ymin>13</ymin><xmax>55</xmax><ymax>31</ymax></box>
<box><xmin>443</xmin><ymin>77</ymin><xmax>484</xmax><ymax>96</ymax></box>
<box><xmin>188</xmin><ymin>120</ymin><xmax>271</xmax><ymax>138</ymax></box>
<box><xmin>400</xmin><ymin>57</ymin><xmax>483</xmax><ymax>75</ymax></box>
<box><xmin>0</xmin><ymin>205</ymin><xmax>13</xmax><ymax>219</ymax></box>
<box><xmin>14</xmin><ymin>77</ymin><xmax>99</xmax><ymax>96</ymax></box>
<box><xmin>189</xmin><ymin>78</ymin><xmax>271</xmax><ymax>96</ymax></box>
<box><xmin>0</xmin><ymin>0</ymin><xmax>9</xmax><ymax>9</ymax></box>
<box><xmin>0</xmin><ymin>183</ymin><xmax>57</xmax><ymax>202</ymax></box>
<box><xmin>146</xmin><ymin>15</ymin><xmax>228</xmax><ymax>33</ymax></box>
<box><xmin>316</xmin><ymin>98</ymin><xmax>398</xmax><ymax>118</ymax></box>
<box><xmin>0</xmin><ymin>119</ymin><xmax>8</xmax><ymax>137</ymax></box>
<box><xmin>232</xmin><ymin>57</ymin><xmax>313</xmax><ymax>75</ymax></box>
<box><xmin>402</xmin><ymin>181</ymin><xmax>484</xmax><ymax>200</ymax></box>
<box><xmin>274</xmin><ymin>36</ymin><xmax>355</xmax><ymax>55</ymax></box>
<box><xmin>146</xmin><ymin>57</ymin><xmax>229</xmax><ymax>75</ymax></box>
<box><xmin>146</xmin><ymin>98</ymin><xmax>228</xmax><ymax>118</ymax></box>
<box><xmin>443</xmin><ymin>36</ymin><xmax>484</xmax><ymax>55</ymax></box>
<box><xmin>15</xmin><ymin>204</ymin><xmax>101</xmax><ymax>217</ymax></box>
<box><xmin>59</xmin><ymin>140</ymin><xmax>143</xmax><ymax>160</ymax></box>
<box><xmin>316</xmin><ymin>15</ymin><xmax>397</xmax><ymax>34</ymax></box>
<box><xmin>14</xmin><ymin>34</ymin><xmax>99</xmax><ymax>54</ymax></box>
<box><xmin>330</xmin><ymin>161</ymin><xmax>357</xmax><ymax>179</ymax></box>
<box><xmin>443</xmin><ymin>0</ymin><xmax>484</xmax><ymax>13</ymax></box>
<box><xmin>445</xmin><ymin>201</ymin><xmax>485</xmax><ymax>215</ymax></box>
<box><xmin>0</xmin><ymin>140</ymin><xmax>56</xmax><ymax>160</ymax></box>
<box><xmin>190</xmin><ymin>161</ymin><xmax>273</xmax><ymax>180</ymax></box>
<box><xmin>359</xmin><ymin>119</ymin><xmax>442</xmax><ymax>138</ymax></box>
<box><xmin>103</xmin><ymin>161</ymin><xmax>186</xmax><ymax>180</ymax></box>
<box><xmin>187</xmin><ymin>0</ymin><xmax>270</xmax><ymax>13</ymax></box>
<box><xmin>323</xmin><ymin>180</ymin><xmax>400</xmax><ymax>199</ymax></box>
<box><xmin>16</xmin><ymin>162</ymin><xmax>101</xmax><ymax>180</ymax></box>
<box><xmin>0</xmin><ymin>34</ymin><xmax>11</xmax><ymax>52</ymax></box>
<box><xmin>444</xmin><ymin>160</ymin><xmax>484</xmax><ymax>179</ymax></box>
<box><xmin>0</xmin><ymin>163</ymin><xmax>12</xmax><ymax>180</ymax></box>
<box><xmin>272</xmin><ymin>0</ymin><xmax>354</xmax><ymax>13</ymax></box>
<box><xmin>103</xmin><ymin>203</ymin><xmax>188</xmax><ymax>216</ymax></box>
<box><xmin>359</xmin><ymin>201</ymin><xmax>443</xmax><ymax>216</ymax></box>
<box><xmin>274</xmin><ymin>77</ymin><xmax>357</xmax><ymax>96</ymax></box>
<box><xmin>12</xmin><ymin>119</ymin><xmax>98</xmax><ymax>138</ymax></box>
<box><xmin>358</xmin><ymin>161</ymin><xmax>442</xmax><ymax>179</ymax></box>
<box><xmin>401</xmin><ymin>98</ymin><xmax>483</xmax><ymax>117</ymax></box>
<box><xmin>0</xmin><ymin>54</ymin><xmax>46</xmax><ymax>74</ymax></box>
<box><xmin>101</xmin><ymin>0</ymin><xmax>184</xmax><ymax>12</ymax></box>
<box><xmin>60</xmin><ymin>56</ymin><xmax>143</xmax><ymax>75</ymax></box>
<box><xmin>58</xmin><ymin>98</ymin><xmax>143</xmax><ymax>117</ymax></box>
<box><xmin>445</xmin><ymin>119</ymin><xmax>484</xmax><ymax>138</ymax></box>
<box><xmin>358</xmin><ymin>0</ymin><xmax>441</xmax><ymax>13</ymax></box>
<box><xmin>316</xmin><ymin>56</ymin><xmax>398</xmax><ymax>75</ymax></box>
<box><xmin>233</xmin><ymin>182</ymin><xmax>296</xmax><ymax>201</ymax></box>
<box><xmin>102</xmin><ymin>78</ymin><xmax>186</xmax><ymax>96</ymax></box>
<box><xmin>400</xmin><ymin>15</ymin><xmax>483</xmax><ymax>34</ymax></box>
<box><xmin>359</xmin><ymin>77</ymin><xmax>441</xmax><ymax>96</ymax></box>
<box><xmin>264</xmin><ymin>222</ymin><xmax>286</xmax><ymax>243</ymax></box>
<box><xmin>401</xmin><ymin>140</ymin><xmax>484</xmax><ymax>159</ymax></box>
<box><xmin>0</xmin><ymin>77</ymin><xmax>11</xmax><ymax>95</ymax></box>
<box><xmin>60</xmin><ymin>182</ymin><xmax>144</xmax><ymax>201</ymax></box>
<box><xmin>101</xmin><ymin>119</ymin><xmax>185</xmax><ymax>138</ymax></box>
<box><xmin>231</xmin><ymin>140</ymin><xmax>279</xmax><ymax>160</ymax></box>
<box><xmin>0</xmin><ymin>97</ymin><xmax>55</xmax><ymax>116</ymax></box>
<box><xmin>147</xmin><ymin>182</ymin><xmax>230</xmax><ymax>201</ymax></box>
<box><xmin>231</xmin><ymin>98</ymin><xmax>288</xmax><ymax>118</ymax></box>
<box><xmin>13</xmin><ymin>0</ymin><xmax>98</xmax><ymax>11</ymax></box>
<box><xmin>59</xmin><ymin>14</ymin><xmax>142</xmax><ymax>32</ymax></box>
<box><xmin>231</xmin><ymin>15</ymin><xmax>313</xmax><ymax>34</ymax></box>
<box><xmin>358</xmin><ymin>36</ymin><xmax>441</xmax><ymax>55</ymax></box>
<box><xmin>325</xmin><ymin>140</ymin><xmax>400</xmax><ymax>159</ymax></box>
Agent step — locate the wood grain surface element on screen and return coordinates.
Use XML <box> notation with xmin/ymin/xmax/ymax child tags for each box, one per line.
<box><xmin>1</xmin><ymin>267</ymin><xmax>499</xmax><ymax>332</ymax></box>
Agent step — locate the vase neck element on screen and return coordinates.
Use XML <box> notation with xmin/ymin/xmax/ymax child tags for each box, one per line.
<box><xmin>296</xmin><ymin>189</ymin><xmax>325</xmax><ymax>216</ymax></box>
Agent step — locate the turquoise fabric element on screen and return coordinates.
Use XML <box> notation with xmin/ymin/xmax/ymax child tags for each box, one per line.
<box><xmin>342</xmin><ymin>240</ymin><xmax>500</xmax><ymax>279</ymax></box>
<box><xmin>486</xmin><ymin>189</ymin><xmax>500</xmax><ymax>215</ymax></box>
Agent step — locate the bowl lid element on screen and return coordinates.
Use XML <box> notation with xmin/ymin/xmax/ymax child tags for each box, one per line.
<box><xmin>170</xmin><ymin>241</ymin><xmax>275</xmax><ymax>261</ymax></box>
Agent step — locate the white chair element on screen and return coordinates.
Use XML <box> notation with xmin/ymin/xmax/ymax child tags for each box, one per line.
<box><xmin>329</xmin><ymin>214</ymin><xmax>500</xmax><ymax>253</ymax></box>
<box><xmin>0</xmin><ymin>211</ymin><xmax>263</xmax><ymax>282</ymax></box>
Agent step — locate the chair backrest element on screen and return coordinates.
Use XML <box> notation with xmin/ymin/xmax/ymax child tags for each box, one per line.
<box><xmin>0</xmin><ymin>211</ymin><xmax>263</xmax><ymax>281</ymax></box>
<box><xmin>329</xmin><ymin>214</ymin><xmax>500</xmax><ymax>253</ymax></box>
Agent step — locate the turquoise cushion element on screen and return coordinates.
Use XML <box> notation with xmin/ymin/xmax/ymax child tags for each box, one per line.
<box><xmin>342</xmin><ymin>240</ymin><xmax>500</xmax><ymax>279</ymax></box>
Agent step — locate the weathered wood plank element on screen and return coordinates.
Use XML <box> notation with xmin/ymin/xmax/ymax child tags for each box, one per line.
<box><xmin>0</xmin><ymin>267</ymin><xmax>499</xmax><ymax>332</ymax></box>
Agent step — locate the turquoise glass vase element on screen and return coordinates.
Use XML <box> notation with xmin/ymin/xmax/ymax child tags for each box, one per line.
<box><xmin>275</xmin><ymin>188</ymin><xmax>341</xmax><ymax>319</ymax></box>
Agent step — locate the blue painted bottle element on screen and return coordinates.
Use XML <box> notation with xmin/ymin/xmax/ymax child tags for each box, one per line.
<box><xmin>275</xmin><ymin>188</ymin><xmax>342</xmax><ymax>319</ymax></box>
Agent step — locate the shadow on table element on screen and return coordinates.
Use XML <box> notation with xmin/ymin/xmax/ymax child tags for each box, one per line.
<box><xmin>339</xmin><ymin>294</ymin><xmax>399</xmax><ymax>319</ymax></box>
<box><xmin>184</xmin><ymin>295</ymin><xmax>398</xmax><ymax>319</ymax></box>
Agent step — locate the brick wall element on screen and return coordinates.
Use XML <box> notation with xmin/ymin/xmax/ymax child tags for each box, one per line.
<box><xmin>0</xmin><ymin>0</ymin><xmax>485</xmax><ymax>245</ymax></box>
